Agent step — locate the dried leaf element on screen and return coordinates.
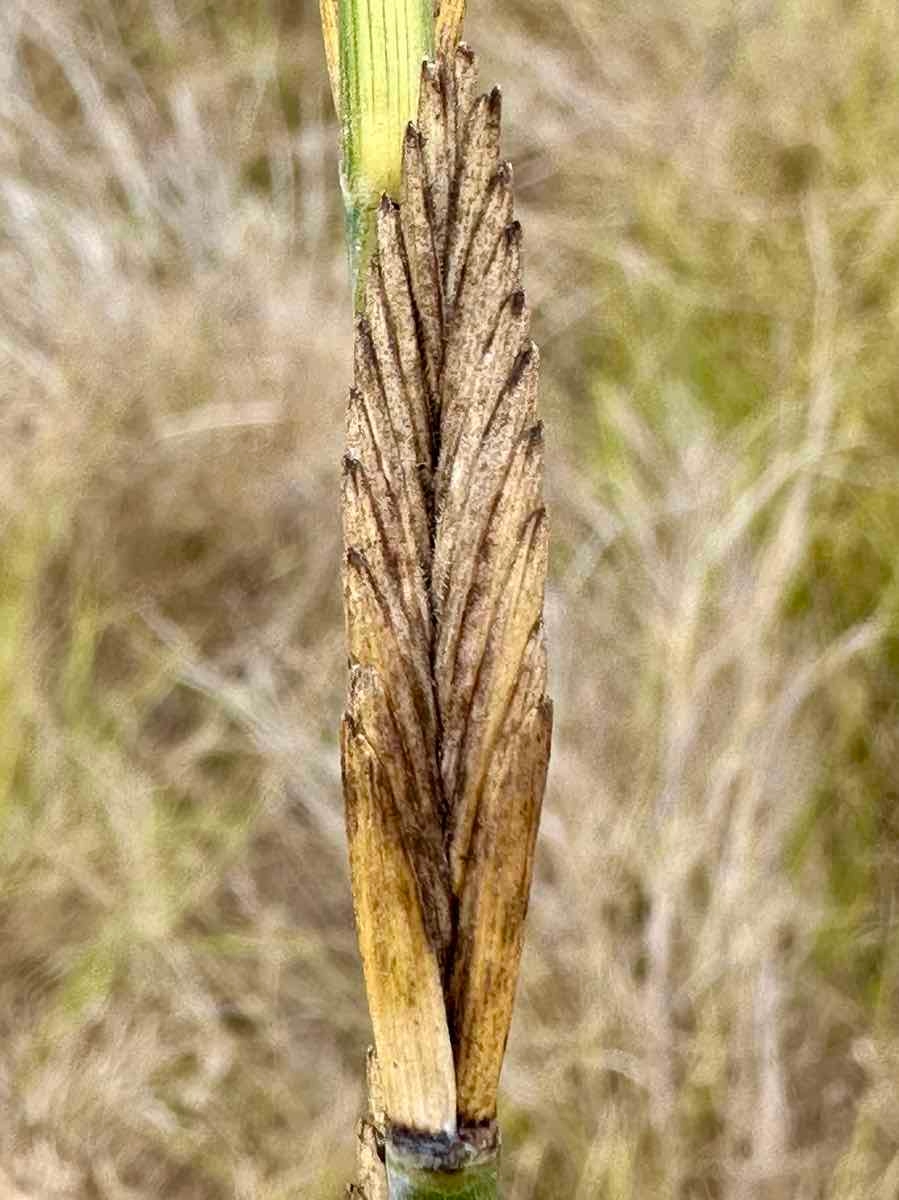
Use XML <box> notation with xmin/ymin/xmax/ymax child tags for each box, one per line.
<box><xmin>343</xmin><ymin>555</ymin><xmax>443</xmax><ymax>867</ymax></box>
<box><xmin>343</xmin><ymin>696</ymin><xmax>457</xmax><ymax>1135</ymax></box>
<box><xmin>449</xmin><ymin>698</ymin><xmax>552</xmax><ymax>1121</ymax></box>
<box><xmin>346</xmin><ymin>664</ymin><xmax>452</xmax><ymax>961</ymax></box>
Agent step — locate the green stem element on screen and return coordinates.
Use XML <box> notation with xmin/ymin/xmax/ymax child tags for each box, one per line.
<box><xmin>338</xmin><ymin>0</ymin><xmax>433</xmax><ymax>299</ymax></box>
<box><xmin>385</xmin><ymin>1135</ymin><xmax>499</xmax><ymax>1200</ymax></box>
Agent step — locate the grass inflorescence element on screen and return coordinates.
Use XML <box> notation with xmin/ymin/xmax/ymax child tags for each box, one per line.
<box><xmin>337</xmin><ymin>21</ymin><xmax>551</xmax><ymax>1192</ymax></box>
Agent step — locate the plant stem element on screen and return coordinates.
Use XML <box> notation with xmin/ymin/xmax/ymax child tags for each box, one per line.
<box><xmin>338</xmin><ymin>0</ymin><xmax>433</xmax><ymax>296</ymax></box>
<box><xmin>385</xmin><ymin>1138</ymin><xmax>499</xmax><ymax>1200</ymax></box>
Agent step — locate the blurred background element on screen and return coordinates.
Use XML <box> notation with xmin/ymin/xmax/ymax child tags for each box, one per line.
<box><xmin>2</xmin><ymin>1</ymin><xmax>898</xmax><ymax>1197</ymax></box>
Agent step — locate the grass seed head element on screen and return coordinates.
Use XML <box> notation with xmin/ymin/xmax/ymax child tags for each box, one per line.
<box><xmin>340</xmin><ymin>44</ymin><xmax>551</xmax><ymax>1150</ymax></box>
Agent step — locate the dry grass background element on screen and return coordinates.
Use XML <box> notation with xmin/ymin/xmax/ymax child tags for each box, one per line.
<box><xmin>1</xmin><ymin>1</ymin><xmax>898</xmax><ymax>1197</ymax></box>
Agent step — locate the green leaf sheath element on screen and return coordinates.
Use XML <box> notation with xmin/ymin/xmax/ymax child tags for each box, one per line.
<box><xmin>338</xmin><ymin>0</ymin><xmax>433</xmax><ymax>296</ymax></box>
<box><xmin>386</xmin><ymin>1149</ymin><xmax>499</xmax><ymax>1200</ymax></box>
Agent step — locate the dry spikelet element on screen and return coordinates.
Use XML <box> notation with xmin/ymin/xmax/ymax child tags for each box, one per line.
<box><xmin>341</xmin><ymin>42</ymin><xmax>552</xmax><ymax>1149</ymax></box>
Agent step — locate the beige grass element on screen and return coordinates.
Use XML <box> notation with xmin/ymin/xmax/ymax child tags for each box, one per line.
<box><xmin>1</xmin><ymin>1</ymin><xmax>898</xmax><ymax>1197</ymax></box>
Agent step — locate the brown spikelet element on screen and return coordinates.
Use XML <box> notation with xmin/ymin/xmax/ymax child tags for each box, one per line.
<box><xmin>341</xmin><ymin>45</ymin><xmax>552</xmax><ymax>1135</ymax></box>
